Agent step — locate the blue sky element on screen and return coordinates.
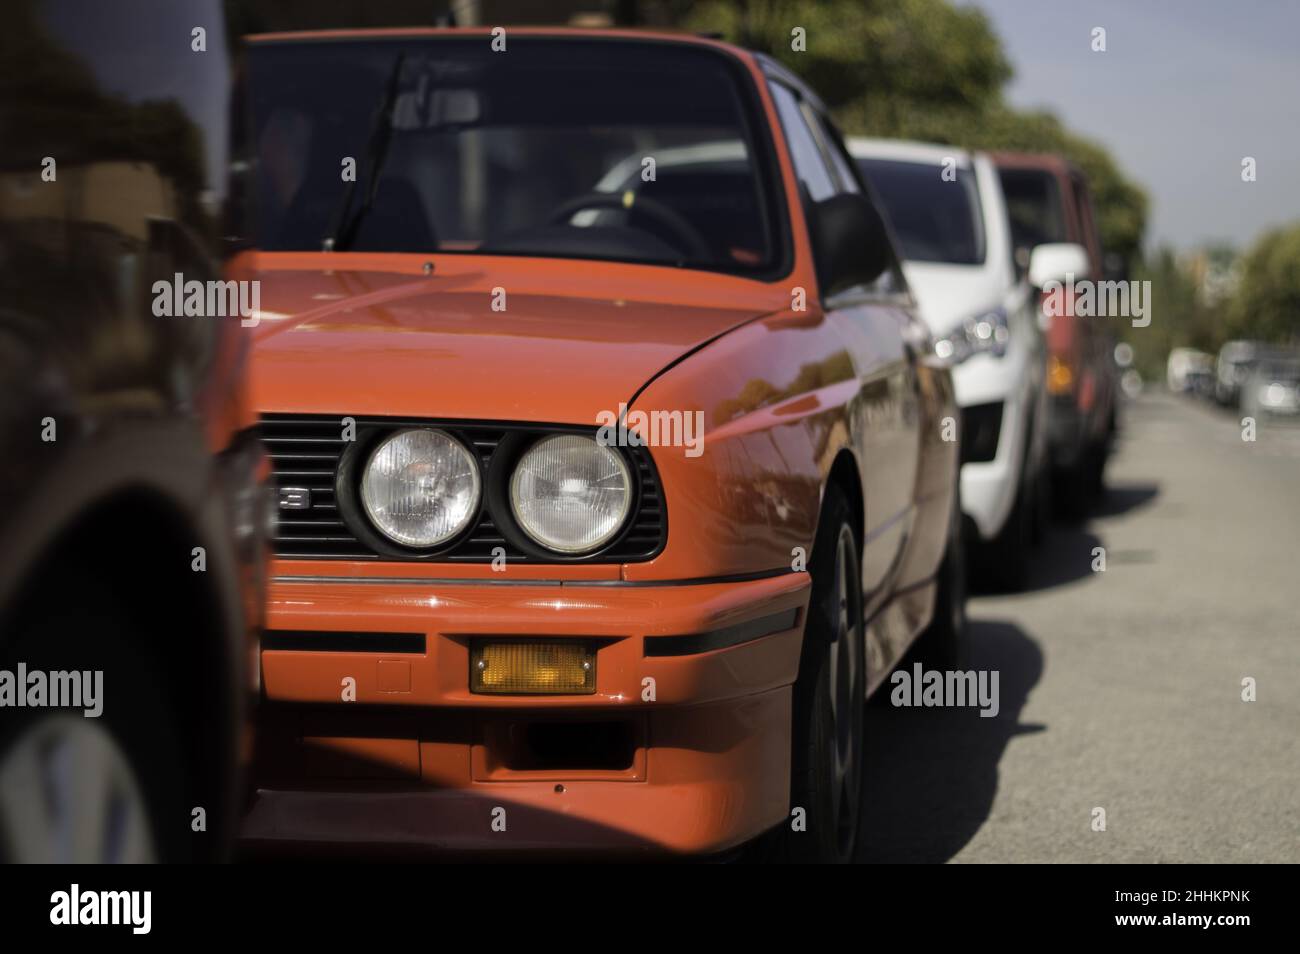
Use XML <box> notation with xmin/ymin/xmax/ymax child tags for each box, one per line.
<box><xmin>962</xmin><ymin>0</ymin><xmax>1300</xmax><ymax>252</ymax></box>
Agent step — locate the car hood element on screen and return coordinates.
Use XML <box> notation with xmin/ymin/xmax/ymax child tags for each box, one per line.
<box><xmin>901</xmin><ymin>261</ymin><xmax>1003</xmax><ymax>335</ymax></box>
<box><xmin>248</xmin><ymin>258</ymin><xmax>779</xmax><ymax>424</ymax></box>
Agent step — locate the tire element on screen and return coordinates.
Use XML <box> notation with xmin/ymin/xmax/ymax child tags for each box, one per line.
<box><xmin>1056</xmin><ymin>411</ymin><xmax>1113</xmax><ymax>519</ymax></box>
<box><xmin>1085</xmin><ymin>439</ymin><xmax>1107</xmax><ymax>498</ymax></box>
<box><xmin>0</xmin><ymin>581</ymin><xmax>190</xmax><ymax>863</ymax></box>
<box><xmin>1053</xmin><ymin>457</ymin><xmax>1094</xmax><ymax>522</ymax></box>
<box><xmin>915</xmin><ymin>484</ymin><xmax>967</xmax><ymax>669</ymax></box>
<box><xmin>759</xmin><ymin>486</ymin><xmax>865</xmax><ymax>863</ymax></box>
<box><xmin>979</xmin><ymin>462</ymin><xmax>1034</xmax><ymax>592</ymax></box>
<box><xmin>1029</xmin><ymin>459</ymin><xmax>1051</xmax><ymax>546</ymax></box>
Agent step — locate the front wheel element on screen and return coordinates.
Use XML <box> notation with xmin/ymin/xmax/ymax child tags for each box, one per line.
<box><xmin>761</xmin><ymin>487</ymin><xmax>864</xmax><ymax>863</ymax></box>
<box><xmin>0</xmin><ymin>583</ymin><xmax>189</xmax><ymax>863</ymax></box>
<box><xmin>0</xmin><ymin>715</ymin><xmax>159</xmax><ymax>862</ymax></box>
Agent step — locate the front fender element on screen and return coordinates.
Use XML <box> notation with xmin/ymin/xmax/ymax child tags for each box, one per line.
<box><xmin>621</xmin><ymin>308</ymin><xmax>858</xmax><ymax>583</ymax></box>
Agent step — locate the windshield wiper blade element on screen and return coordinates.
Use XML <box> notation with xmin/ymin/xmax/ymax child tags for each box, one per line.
<box><xmin>323</xmin><ymin>51</ymin><xmax>406</xmax><ymax>252</ymax></box>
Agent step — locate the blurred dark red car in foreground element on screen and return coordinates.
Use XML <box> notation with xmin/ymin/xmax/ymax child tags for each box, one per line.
<box><xmin>0</xmin><ymin>0</ymin><xmax>265</xmax><ymax>862</ymax></box>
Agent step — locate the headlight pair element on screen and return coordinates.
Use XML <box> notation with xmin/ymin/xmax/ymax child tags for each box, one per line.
<box><xmin>933</xmin><ymin>306</ymin><xmax>1010</xmax><ymax>364</ymax></box>
<box><xmin>360</xmin><ymin>429</ymin><xmax>632</xmax><ymax>555</ymax></box>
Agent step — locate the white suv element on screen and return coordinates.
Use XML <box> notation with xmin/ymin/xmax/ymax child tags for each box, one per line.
<box><xmin>850</xmin><ymin>138</ymin><xmax>1048</xmax><ymax>588</ymax></box>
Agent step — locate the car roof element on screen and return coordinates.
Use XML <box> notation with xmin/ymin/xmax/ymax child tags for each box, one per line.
<box><xmin>990</xmin><ymin>151</ymin><xmax>1081</xmax><ymax>177</ymax></box>
<box><xmin>846</xmin><ymin>137</ymin><xmax>974</xmax><ymax>168</ymax></box>
<box><xmin>1221</xmin><ymin>340</ymin><xmax>1267</xmax><ymax>358</ymax></box>
<box><xmin>246</xmin><ymin>25</ymin><xmax>753</xmax><ymax>57</ymax></box>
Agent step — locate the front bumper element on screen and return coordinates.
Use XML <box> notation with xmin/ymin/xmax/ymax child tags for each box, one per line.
<box><xmin>243</xmin><ymin>569</ymin><xmax>809</xmax><ymax>855</ymax></box>
<box><xmin>953</xmin><ymin>355</ymin><xmax>1029</xmax><ymax>541</ymax></box>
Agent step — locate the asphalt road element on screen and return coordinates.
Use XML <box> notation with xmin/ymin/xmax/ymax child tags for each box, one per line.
<box><xmin>856</xmin><ymin>390</ymin><xmax>1300</xmax><ymax>863</ymax></box>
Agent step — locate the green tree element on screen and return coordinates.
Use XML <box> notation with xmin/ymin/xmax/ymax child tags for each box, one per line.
<box><xmin>1120</xmin><ymin>246</ymin><xmax>1217</xmax><ymax>379</ymax></box>
<box><xmin>685</xmin><ymin>0</ymin><xmax>1009</xmax><ymax>114</ymax></box>
<box><xmin>1228</xmin><ymin>224</ymin><xmax>1300</xmax><ymax>345</ymax></box>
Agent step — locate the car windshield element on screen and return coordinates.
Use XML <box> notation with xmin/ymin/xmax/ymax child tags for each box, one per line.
<box><xmin>1260</xmin><ymin>360</ymin><xmax>1300</xmax><ymax>383</ymax></box>
<box><xmin>855</xmin><ymin>158</ymin><xmax>985</xmax><ymax>265</ymax></box>
<box><xmin>243</xmin><ymin>37</ymin><xmax>782</xmax><ymax>274</ymax></box>
<box><xmin>998</xmin><ymin>167</ymin><xmax>1069</xmax><ymax>250</ymax></box>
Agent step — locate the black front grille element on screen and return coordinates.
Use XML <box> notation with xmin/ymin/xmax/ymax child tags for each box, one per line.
<box><xmin>960</xmin><ymin>401</ymin><xmax>1003</xmax><ymax>464</ymax></box>
<box><xmin>261</xmin><ymin>414</ymin><xmax>666</xmax><ymax>563</ymax></box>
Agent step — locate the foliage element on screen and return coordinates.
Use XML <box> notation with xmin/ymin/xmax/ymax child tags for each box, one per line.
<box><xmin>1227</xmin><ymin>225</ymin><xmax>1300</xmax><ymax>345</ymax></box>
<box><xmin>1120</xmin><ymin>247</ymin><xmax>1218</xmax><ymax>379</ymax></box>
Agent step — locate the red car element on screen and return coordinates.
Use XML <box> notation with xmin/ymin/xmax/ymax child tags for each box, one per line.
<box><xmin>994</xmin><ymin>153</ymin><xmax>1119</xmax><ymax>510</ymax></box>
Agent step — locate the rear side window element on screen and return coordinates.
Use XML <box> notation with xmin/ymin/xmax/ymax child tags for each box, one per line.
<box><xmin>856</xmin><ymin>157</ymin><xmax>986</xmax><ymax>265</ymax></box>
<box><xmin>801</xmin><ymin>106</ymin><xmax>861</xmax><ymax>195</ymax></box>
<box><xmin>768</xmin><ymin>82</ymin><xmax>836</xmax><ymax>202</ymax></box>
<box><xmin>999</xmin><ymin>168</ymin><xmax>1068</xmax><ymax>252</ymax></box>
<box><xmin>1071</xmin><ymin>175</ymin><xmax>1102</xmax><ymax>262</ymax></box>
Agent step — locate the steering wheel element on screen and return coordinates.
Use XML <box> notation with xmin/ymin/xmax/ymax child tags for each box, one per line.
<box><xmin>547</xmin><ymin>191</ymin><xmax>713</xmax><ymax>262</ymax></box>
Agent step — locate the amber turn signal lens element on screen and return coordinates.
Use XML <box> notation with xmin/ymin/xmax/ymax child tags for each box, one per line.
<box><xmin>1047</xmin><ymin>355</ymin><xmax>1075</xmax><ymax>395</ymax></box>
<box><xmin>471</xmin><ymin>640</ymin><xmax>596</xmax><ymax>694</ymax></box>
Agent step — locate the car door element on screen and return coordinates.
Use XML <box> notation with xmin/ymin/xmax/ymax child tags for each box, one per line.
<box><xmin>1070</xmin><ymin>172</ymin><xmax>1116</xmax><ymax>435</ymax></box>
<box><xmin>767</xmin><ymin>81</ymin><xmax>921</xmax><ymax>602</ymax></box>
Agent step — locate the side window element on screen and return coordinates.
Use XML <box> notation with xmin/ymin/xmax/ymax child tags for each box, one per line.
<box><xmin>1072</xmin><ymin>177</ymin><xmax>1102</xmax><ymax>270</ymax></box>
<box><xmin>768</xmin><ymin>82</ymin><xmax>836</xmax><ymax>202</ymax></box>
<box><xmin>802</xmin><ymin>106</ymin><xmax>861</xmax><ymax>195</ymax></box>
<box><xmin>769</xmin><ymin>81</ymin><xmax>903</xmax><ymax>298</ymax></box>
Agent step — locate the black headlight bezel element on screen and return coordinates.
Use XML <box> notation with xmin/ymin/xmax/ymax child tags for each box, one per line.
<box><xmin>262</xmin><ymin>415</ymin><xmax>665</xmax><ymax>564</ymax></box>
<box><xmin>487</xmin><ymin>431</ymin><xmax>638</xmax><ymax>560</ymax></box>
<box><xmin>336</xmin><ymin>426</ymin><xmax>487</xmax><ymax>557</ymax></box>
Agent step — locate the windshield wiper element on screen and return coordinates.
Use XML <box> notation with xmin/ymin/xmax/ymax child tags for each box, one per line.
<box><xmin>323</xmin><ymin>51</ymin><xmax>406</xmax><ymax>252</ymax></box>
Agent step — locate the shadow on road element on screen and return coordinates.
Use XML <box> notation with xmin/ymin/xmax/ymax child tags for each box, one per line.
<box><xmin>855</xmin><ymin>618</ymin><xmax>1044</xmax><ymax>863</ymax></box>
<box><xmin>974</xmin><ymin>480</ymin><xmax>1162</xmax><ymax>595</ymax></box>
<box><xmin>1093</xmin><ymin>480</ymin><xmax>1159</xmax><ymax>519</ymax></box>
<box><xmin>1017</xmin><ymin>522</ymin><xmax>1106</xmax><ymax>593</ymax></box>
<box><xmin>967</xmin><ymin>521</ymin><xmax>1105</xmax><ymax>595</ymax></box>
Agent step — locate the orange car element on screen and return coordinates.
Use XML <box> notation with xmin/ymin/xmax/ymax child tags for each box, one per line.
<box><xmin>238</xmin><ymin>27</ymin><xmax>961</xmax><ymax>860</ymax></box>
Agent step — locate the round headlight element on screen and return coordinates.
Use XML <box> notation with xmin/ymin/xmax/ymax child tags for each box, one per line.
<box><xmin>510</xmin><ymin>435</ymin><xmax>632</xmax><ymax>554</ymax></box>
<box><xmin>360</xmin><ymin>429</ymin><xmax>480</xmax><ymax>548</ymax></box>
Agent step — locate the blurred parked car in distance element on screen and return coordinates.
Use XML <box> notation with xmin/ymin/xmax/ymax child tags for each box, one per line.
<box><xmin>1216</xmin><ymin>339</ymin><xmax>1272</xmax><ymax>408</ymax></box>
<box><xmin>1241</xmin><ymin>354</ymin><xmax>1300</xmax><ymax>423</ymax></box>
<box><xmin>1167</xmin><ymin>346</ymin><xmax>1214</xmax><ymax>394</ymax></box>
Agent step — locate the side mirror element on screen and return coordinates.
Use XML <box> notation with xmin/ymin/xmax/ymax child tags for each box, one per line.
<box><xmin>809</xmin><ymin>193</ymin><xmax>893</xmax><ymax>298</ymax></box>
<box><xmin>1028</xmin><ymin>242</ymin><xmax>1090</xmax><ymax>289</ymax></box>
